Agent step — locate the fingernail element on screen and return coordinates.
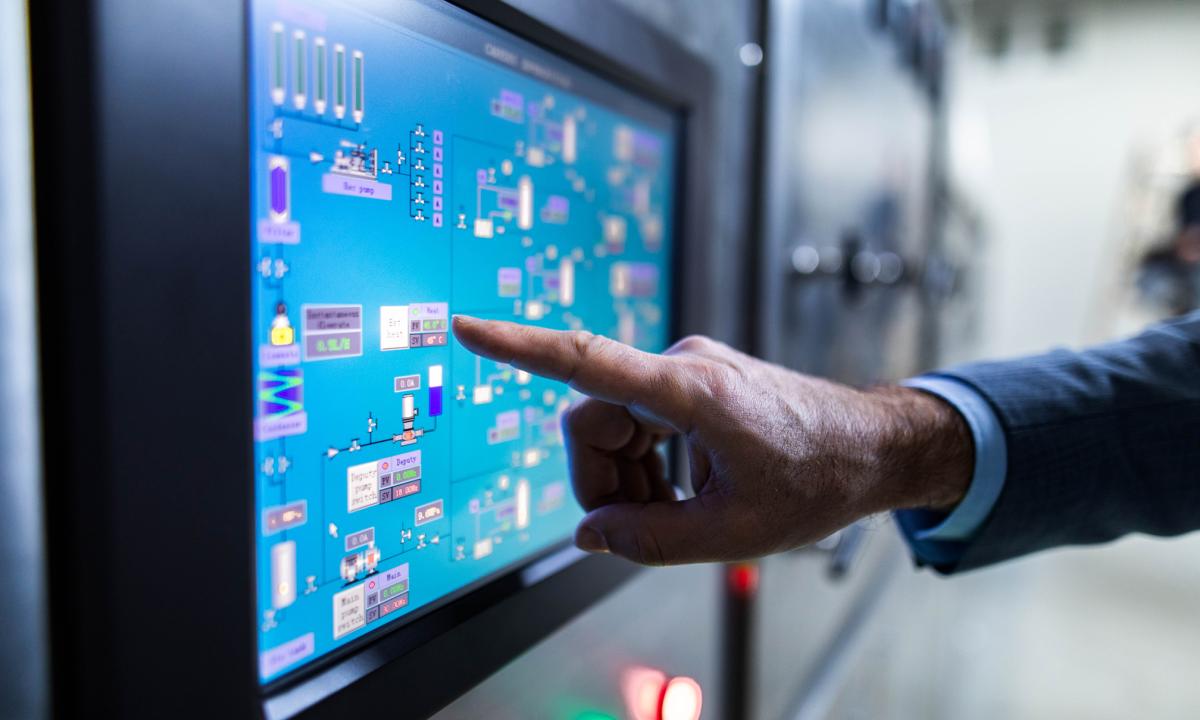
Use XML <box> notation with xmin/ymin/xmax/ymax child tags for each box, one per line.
<box><xmin>452</xmin><ymin>314</ymin><xmax>478</xmax><ymax>327</ymax></box>
<box><xmin>575</xmin><ymin>525</ymin><xmax>609</xmax><ymax>554</ymax></box>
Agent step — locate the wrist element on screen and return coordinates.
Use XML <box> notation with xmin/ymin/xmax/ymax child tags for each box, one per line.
<box><xmin>864</xmin><ymin>386</ymin><xmax>974</xmax><ymax>513</ymax></box>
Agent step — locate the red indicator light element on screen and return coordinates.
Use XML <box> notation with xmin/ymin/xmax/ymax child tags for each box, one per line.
<box><xmin>621</xmin><ymin>666</ymin><xmax>667</xmax><ymax>720</ymax></box>
<box><xmin>660</xmin><ymin>676</ymin><xmax>703</xmax><ymax>720</ymax></box>
<box><xmin>727</xmin><ymin>563</ymin><xmax>759</xmax><ymax>597</ymax></box>
<box><xmin>621</xmin><ymin>666</ymin><xmax>704</xmax><ymax>720</ymax></box>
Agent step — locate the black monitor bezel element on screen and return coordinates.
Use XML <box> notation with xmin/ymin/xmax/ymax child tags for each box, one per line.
<box><xmin>30</xmin><ymin>1</ymin><xmax>714</xmax><ymax>718</ymax></box>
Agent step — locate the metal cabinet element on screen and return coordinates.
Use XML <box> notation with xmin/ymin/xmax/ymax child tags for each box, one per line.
<box><xmin>752</xmin><ymin>1</ymin><xmax>948</xmax><ymax>718</ymax></box>
<box><xmin>760</xmin><ymin>0</ymin><xmax>945</xmax><ymax>381</ymax></box>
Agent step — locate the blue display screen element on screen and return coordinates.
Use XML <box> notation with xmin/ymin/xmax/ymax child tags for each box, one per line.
<box><xmin>250</xmin><ymin>0</ymin><xmax>678</xmax><ymax>683</ymax></box>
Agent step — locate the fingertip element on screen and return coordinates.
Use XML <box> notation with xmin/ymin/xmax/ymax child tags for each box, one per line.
<box><xmin>574</xmin><ymin>524</ymin><xmax>609</xmax><ymax>554</ymax></box>
<box><xmin>583</xmin><ymin>498</ymin><xmax>727</xmax><ymax>566</ymax></box>
<box><xmin>452</xmin><ymin>314</ymin><xmax>491</xmax><ymax>352</ymax></box>
<box><xmin>582</xmin><ymin>503</ymin><xmax>666</xmax><ymax>565</ymax></box>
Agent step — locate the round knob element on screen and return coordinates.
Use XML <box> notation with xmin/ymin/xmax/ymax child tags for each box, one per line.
<box><xmin>877</xmin><ymin>251</ymin><xmax>905</xmax><ymax>284</ymax></box>
<box><xmin>791</xmin><ymin>244</ymin><xmax>820</xmax><ymax>275</ymax></box>
<box><xmin>850</xmin><ymin>251</ymin><xmax>881</xmax><ymax>284</ymax></box>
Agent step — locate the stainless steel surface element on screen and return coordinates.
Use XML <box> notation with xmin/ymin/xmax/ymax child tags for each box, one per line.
<box><xmin>754</xmin><ymin>528</ymin><xmax>905</xmax><ymax>720</ymax></box>
<box><xmin>754</xmin><ymin>0</ymin><xmax>945</xmax><ymax>717</ymax></box>
<box><xmin>0</xmin><ymin>0</ymin><xmax>47</xmax><ymax>716</ymax></box>
<box><xmin>788</xmin><ymin>541</ymin><xmax>903</xmax><ymax>720</ymax></box>
<box><xmin>761</xmin><ymin>0</ymin><xmax>937</xmax><ymax>382</ymax></box>
<box><xmin>827</xmin><ymin>522</ymin><xmax>872</xmax><ymax>580</ymax></box>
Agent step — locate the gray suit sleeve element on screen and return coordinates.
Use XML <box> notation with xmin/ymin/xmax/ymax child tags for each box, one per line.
<box><xmin>936</xmin><ymin>311</ymin><xmax>1200</xmax><ymax>572</ymax></box>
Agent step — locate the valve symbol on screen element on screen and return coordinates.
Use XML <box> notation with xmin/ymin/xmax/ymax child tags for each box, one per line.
<box><xmin>270</xmin><ymin>302</ymin><xmax>296</xmax><ymax>346</ymax></box>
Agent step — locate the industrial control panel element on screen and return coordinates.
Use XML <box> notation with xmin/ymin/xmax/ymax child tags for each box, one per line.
<box><xmin>250</xmin><ymin>0</ymin><xmax>678</xmax><ymax>684</ymax></box>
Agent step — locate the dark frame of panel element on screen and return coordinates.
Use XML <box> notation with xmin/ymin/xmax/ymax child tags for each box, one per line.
<box><xmin>29</xmin><ymin>1</ymin><xmax>715</xmax><ymax>719</ymax></box>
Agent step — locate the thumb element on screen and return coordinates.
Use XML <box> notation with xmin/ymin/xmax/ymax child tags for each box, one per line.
<box><xmin>574</xmin><ymin>498</ymin><xmax>727</xmax><ymax>566</ymax></box>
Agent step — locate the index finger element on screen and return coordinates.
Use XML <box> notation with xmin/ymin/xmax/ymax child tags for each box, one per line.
<box><xmin>452</xmin><ymin>315</ymin><xmax>694</xmax><ymax>430</ymax></box>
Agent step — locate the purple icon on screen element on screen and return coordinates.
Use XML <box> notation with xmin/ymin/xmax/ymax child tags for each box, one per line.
<box><xmin>268</xmin><ymin>156</ymin><xmax>290</xmax><ymax>223</ymax></box>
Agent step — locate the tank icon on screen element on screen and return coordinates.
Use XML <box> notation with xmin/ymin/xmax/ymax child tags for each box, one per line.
<box><xmin>399</xmin><ymin>393</ymin><xmax>420</xmax><ymax>445</ymax></box>
<box><xmin>270</xmin><ymin>302</ymin><xmax>296</xmax><ymax>346</ymax></box>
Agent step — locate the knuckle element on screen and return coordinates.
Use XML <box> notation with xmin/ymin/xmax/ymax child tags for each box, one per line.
<box><xmin>676</xmin><ymin>357</ymin><xmax>730</xmax><ymax>404</ymax></box>
<box><xmin>569</xmin><ymin>329</ymin><xmax>597</xmax><ymax>355</ymax></box>
<box><xmin>565</xmin><ymin>330</ymin><xmax>600</xmax><ymax>382</ymax></box>
<box><xmin>667</xmin><ymin>334</ymin><xmax>714</xmax><ymax>356</ymax></box>
<box><xmin>708</xmin><ymin>338</ymin><xmax>738</xmax><ymax>358</ymax></box>
<box><xmin>569</xmin><ymin>329</ymin><xmax>604</xmax><ymax>362</ymax></box>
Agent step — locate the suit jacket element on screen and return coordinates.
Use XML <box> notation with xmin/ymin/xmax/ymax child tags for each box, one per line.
<box><xmin>938</xmin><ymin>310</ymin><xmax>1200</xmax><ymax>571</ymax></box>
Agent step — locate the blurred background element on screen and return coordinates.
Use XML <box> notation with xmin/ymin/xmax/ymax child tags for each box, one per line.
<box><xmin>768</xmin><ymin>0</ymin><xmax>1200</xmax><ymax>717</ymax></box>
<box><xmin>829</xmin><ymin>1</ymin><xmax>1200</xmax><ymax>717</ymax></box>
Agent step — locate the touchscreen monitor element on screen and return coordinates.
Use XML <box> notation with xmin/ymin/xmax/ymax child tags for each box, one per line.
<box><xmin>251</xmin><ymin>0</ymin><xmax>678</xmax><ymax>683</ymax></box>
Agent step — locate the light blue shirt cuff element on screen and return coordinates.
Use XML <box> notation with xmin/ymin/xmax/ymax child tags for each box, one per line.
<box><xmin>893</xmin><ymin>375</ymin><xmax>1007</xmax><ymax>562</ymax></box>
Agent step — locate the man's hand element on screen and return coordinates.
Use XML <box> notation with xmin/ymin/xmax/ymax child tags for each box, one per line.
<box><xmin>452</xmin><ymin>316</ymin><xmax>973</xmax><ymax>565</ymax></box>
